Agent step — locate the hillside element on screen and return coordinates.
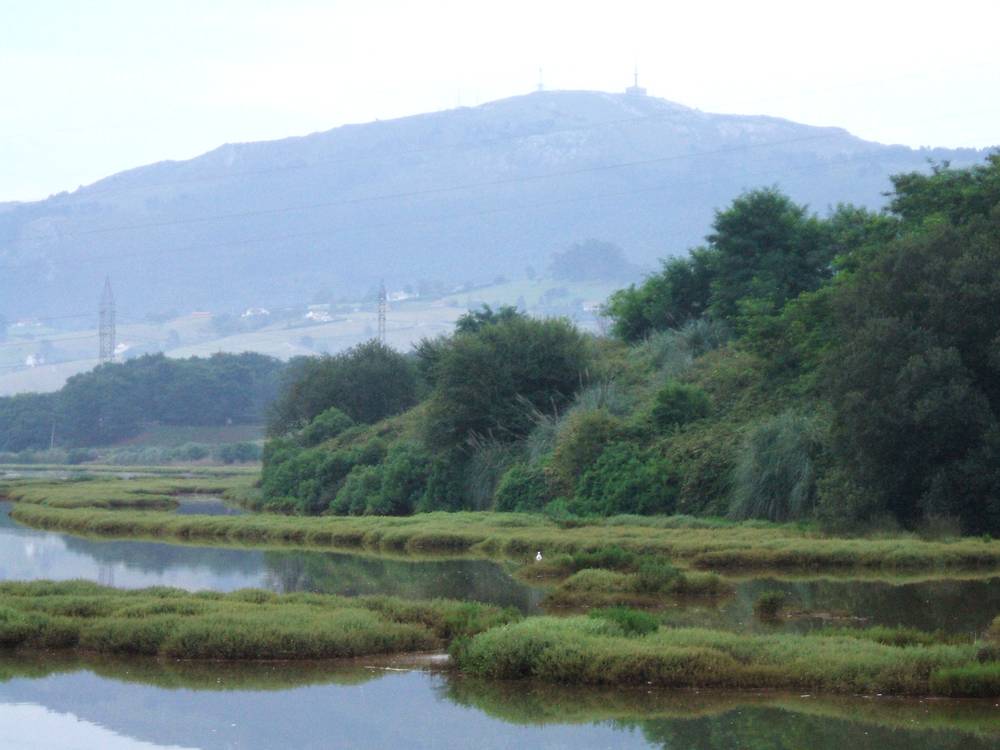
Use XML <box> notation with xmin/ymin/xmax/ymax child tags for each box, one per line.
<box><xmin>0</xmin><ymin>89</ymin><xmax>989</xmax><ymax>320</ymax></box>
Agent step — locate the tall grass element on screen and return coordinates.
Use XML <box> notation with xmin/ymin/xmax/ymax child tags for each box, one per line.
<box><xmin>12</xmin><ymin>501</ymin><xmax>1000</xmax><ymax>573</ymax></box>
<box><xmin>0</xmin><ymin>581</ymin><xmax>516</xmax><ymax>660</ymax></box>
<box><xmin>456</xmin><ymin>616</ymin><xmax>994</xmax><ymax>696</ymax></box>
<box><xmin>729</xmin><ymin>411</ymin><xmax>821</xmax><ymax>522</ymax></box>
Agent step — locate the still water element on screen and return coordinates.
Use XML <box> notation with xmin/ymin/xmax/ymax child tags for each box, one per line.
<box><xmin>0</xmin><ymin>660</ymin><xmax>996</xmax><ymax>749</ymax></box>
<box><xmin>1</xmin><ymin>501</ymin><xmax>998</xmax><ymax>631</ymax></box>
<box><xmin>0</xmin><ymin>502</ymin><xmax>544</xmax><ymax>611</ymax></box>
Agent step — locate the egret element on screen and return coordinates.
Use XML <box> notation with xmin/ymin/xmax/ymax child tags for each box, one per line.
<box><xmin>535</xmin><ymin>551</ymin><xmax>543</xmax><ymax>562</ymax></box>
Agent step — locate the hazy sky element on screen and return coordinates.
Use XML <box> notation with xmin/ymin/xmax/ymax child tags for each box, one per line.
<box><xmin>2</xmin><ymin>0</ymin><xmax>998</xmax><ymax>202</ymax></box>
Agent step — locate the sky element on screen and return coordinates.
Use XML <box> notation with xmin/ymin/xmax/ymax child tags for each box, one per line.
<box><xmin>2</xmin><ymin>0</ymin><xmax>998</xmax><ymax>202</ymax></box>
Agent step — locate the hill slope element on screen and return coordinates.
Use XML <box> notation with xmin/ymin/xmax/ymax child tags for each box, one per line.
<box><xmin>0</xmin><ymin>89</ymin><xmax>988</xmax><ymax>318</ymax></box>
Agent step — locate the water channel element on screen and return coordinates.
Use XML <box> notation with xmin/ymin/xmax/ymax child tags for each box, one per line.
<box><xmin>0</xmin><ymin>501</ymin><xmax>998</xmax><ymax>747</ymax></box>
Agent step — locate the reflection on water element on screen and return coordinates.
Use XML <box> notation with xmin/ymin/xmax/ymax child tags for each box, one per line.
<box><xmin>0</xmin><ymin>659</ymin><xmax>995</xmax><ymax>750</ymax></box>
<box><xmin>2</xmin><ymin>500</ymin><xmax>999</xmax><ymax>631</ymax></box>
<box><xmin>173</xmin><ymin>494</ymin><xmax>246</xmax><ymax>516</ymax></box>
<box><xmin>659</xmin><ymin>576</ymin><xmax>1000</xmax><ymax>636</ymax></box>
<box><xmin>0</xmin><ymin>502</ymin><xmax>544</xmax><ymax>611</ymax></box>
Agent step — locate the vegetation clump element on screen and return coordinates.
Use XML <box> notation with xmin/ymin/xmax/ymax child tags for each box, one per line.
<box><xmin>455</xmin><ymin>616</ymin><xmax>996</xmax><ymax>696</ymax></box>
<box><xmin>0</xmin><ymin>581</ymin><xmax>516</xmax><ymax>661</ymax></box>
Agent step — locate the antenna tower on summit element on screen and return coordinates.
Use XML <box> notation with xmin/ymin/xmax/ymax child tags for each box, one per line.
<box><xmin>626</xmin><ymin>64</ymin><xmax>647</xmax><ymax>96</ymax></box>
<box><xmin>377</xmin><ymin>280</ymin><xmax>387</xmax><ymax>345</ymax></box>
<box><xmin>98</xmin><ymin>276</ymin><xmax>116</xmax><ymax>364</ymax></box>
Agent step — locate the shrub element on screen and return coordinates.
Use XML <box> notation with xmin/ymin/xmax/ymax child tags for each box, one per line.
<box><xmin>753</xmin><ymin>591</ymin><xmax>786</xmax><ymax>620</ymax></box>
<box><xmin>572</xmin><ymin>442</ymin><xmax>680</xmax><ymax>516</ymax></box>
<box><xmin>423</xmin><ymin>316</ymin><xmax>590</xmax><ymax>452</ymax></box>
<box><xmin>371</xmin><ymin>443</ymin><xmax>430</xmax><ymax>515</ymax></box>
<box><xmin>588</xmin><ymin>607</ymin><xmax>659</xmax><ymax>636</ymax></box>
<box><xmin>416</xmin><ymin>451</ymin><xmax>468</xmax><ymax>512</ymax></box>
<box><xmin>494</xmin><ymin>463</ymin><xmax>550</xmax><ymax>512</ymax></box>
<box><xmin>633</xmin><ymin>559</ymin><xmax>682</xmax><ymax>594</ymax></box>
<box><xmin>330</xmin><ymin>465</ymin><xmax>383</xmax><ymax>515</ymax></box>
<box><xmin>549</xmin><ymin>409</ymin><xmax>625</xmax><ymax>494</ymax></box>
<box><xmin>299</xmin><ymin>406</ymin><xmax>354</xmax><ymax>447</ymax></box>
<box><xmin>730</xmin><ymin>411</ymin><xmax>821</xmax><ymax>522</ymax></box>
<box><xmin>929</xmin><ymin>664</ymin><xmax>1000</xmax><ymax>697</ymax></box>
<box><xmin>651</xmin><ymin>381</ymin><xmax>711</xmax><ymax>431</ymax></box>
<box><xmin>215</xmin><ymin>442</ymin><xmax>262</xmax><ymax>464</ymax></box>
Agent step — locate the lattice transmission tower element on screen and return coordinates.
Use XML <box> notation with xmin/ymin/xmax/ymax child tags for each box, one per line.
<box><xmin>98</xmin><ymin>276</ymin><xmax>116</xmax><ymax>364</ymax></box>
<box><xmin>377</xmin><ymin>280</ymin><xmax>387</xmax><ymax>345</ymax></box>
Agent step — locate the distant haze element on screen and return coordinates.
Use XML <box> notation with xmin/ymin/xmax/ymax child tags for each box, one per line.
<box><xmin>0</xmin><ymin>89</ymin><xmax>988</xmax><ymax>320</ymax></box>
<box><xmin>1</xmin><ymin>0</ymin><xmax>998</xmax><ymax>202</ymax></box>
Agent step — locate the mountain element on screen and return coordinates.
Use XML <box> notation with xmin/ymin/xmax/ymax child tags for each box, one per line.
<box><xmin>0</xmin><ymin>89</ymin><xmax>989</xmax><ymax>319</ymax></box>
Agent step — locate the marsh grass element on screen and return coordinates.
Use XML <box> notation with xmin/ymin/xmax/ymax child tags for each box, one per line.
<box><xmin>9</xmin><ymin>478</ymin><xmax>1000</xmax><ymax>574</ymax></box>
<box><xmin>0</xmin><ymin>581</ymin><xmax>516</xmax><ymax>661</ymax></box>
<box><xmin>456</xmin><ymin>616</ymin><xmax>996</xmax><ymax>696</ymax></box>
<box><xmin>0</xmin><ymin>475</ymin><xmax>253</xmax><ymax>510</ymax></box>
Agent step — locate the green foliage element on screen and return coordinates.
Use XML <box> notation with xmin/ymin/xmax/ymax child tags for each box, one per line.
<box><xmin>588</xmin><ymin>606</ymin><xmax>659</xmax><ymax>636</ymax></box>
<box><xmin>0</xmin><ymin>353</ymin><xmax>282</xmax><ymax>448</ymax></box>
<box><xmin>0</xmin><ymin>582</ymin><xmax>513</xmax><ymax>661</ymax></box>
<box><xmin>331</xmin><ymin>465</ymin><xmax>384</xmax><ymax>516</ymax></box>
<box><xmin>268</xmin><ymin>340</ymin><xmax>417</xmax><ymax>435</ymax></box>
<box><xmin>572</xmin><ymin>442</ymin><xmax>680</xmax><ymax>516</ymax></box>
<box><xmin>423</xmin><ymin>316</ymin><xmax>590</xmax><ymax>451</ymax></box>
<box><xmin>456</xmin><ymin>616</ymin><xmax>984</xmax><ymax>695</ymax></box>
<box><xmin>729</xmin><ymin>412</ymin><xmax>820</xmax><ymax>522</ymax></box>
<box><xmin>373</xmin><ymin>442</ymin><xmax>431</xmax><ymax>516</ymax></box>
<box><xmin>604</xmin><ymin>250</ymin><xmax>715</xmax><ymax>342</ymax></box>
<box><xmin>494</xmin><ymin>463</ymin><xmax>550</xmax><ymax>512</ymax></box>
<box><xmin>454</xmin><ymin>304</ymin><xmax>524</xmax><ymax>335</ymax></box>
<box><xmin>823</xmin><ymin>172</ymin><xmax>1000</xmax><ymax>532</ymax></box>
<box><xmin>416</xmin><ymin>451</ymin><xmax>469</xmax><ymax>512</ymax></box>
<box><xmin>549</xmin><ymin>409</ymin><xmax>625</xmax><ymax>494</ymax></box>
<box><xmin>651</xmin><ymin>381</ymin><xmax>711</xmax><ymax>431</ymax></box>
<box><xmin>633</xmin><ymin>559</ymin><xmax>682</xmax><ymax>594</ymax></box>
<box><xmin>299</xmin><ymin>406</ymin><xmax>354</xmax><ymax>447</ymax></box>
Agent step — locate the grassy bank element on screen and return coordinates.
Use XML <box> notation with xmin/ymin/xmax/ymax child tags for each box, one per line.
<box><xmin>0</xmin><ymin>581</ymin><xmax>515</xmax><ymax>661</ymax></box>
<box><xmin>10</xmin><ymin>500</ymin><xmax>1000</xmax><ymax>574</ymax></box>
<box><xmin>0</xmin><ymin>475</ymin><xmax>254</xmax><ymax>510</ymax></box>
<box><xmin>454</xmin><ymin>615</ymin><xmax>1000</xmax><ymax>697</ymax></box>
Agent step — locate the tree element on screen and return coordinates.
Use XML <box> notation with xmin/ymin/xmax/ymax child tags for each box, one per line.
<box><xmin>268</xmin><ymin>341</ymin><xmax>417</xmax><ymax>435</ymax></box>
<box><xmin>424</xmin><ymin>316</ymin><xmax>590</xmax><ymax>451</ymax></box>
<box><xmin>707</xmin><ymin>188</ymin><xmax>831</xmax><ymax>324</ymax></box>
<box><xmin>603</xmin><ymin>250</ymin><xmax>714</xmax><ymax>342</ymax></box>
<box><xmin>549</xmin><ymin>239</ymin><xmax>636</xmax><ymax>282</ymax></box>
<box><xmin>824</xmin><ymin>173</ymin><xmax>1000</xmax><ymax>532</ymax></box>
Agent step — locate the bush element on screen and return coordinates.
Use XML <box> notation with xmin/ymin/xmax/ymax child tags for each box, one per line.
<box><xmin>651</xmin><ymin>381</ymin><xmax>711</xmax><ymax>431</ymax></box>
<box><xmin>417</xmin><ymin>451</ymin><xmax>468</xmax><ymax>512</ymax></box>
<box><xmin>494</xmin><ymin>463</ymin><xmax>550</xmax><ymax>512</ymax></box>
<box><xmin>215</xmin><ymin>442</ymin><xmax>262</xmax><ymax>464</ymax></box>
<box><xmin>633</xmin><ymin>559</ymin><xmax>682</xmax><ymax>594</ymax></box>
<box><xmin>371</xmin><ymin>443</ymin><xmax>430</xmax><ymax>515</ymax></box>
<box><xmin>730</xmin><ymin>411</ymin><xmax>821</xmax><ymax>522</ymax></box>
<box><xmin>549</xmin><ymin>409</ymin><xmax>625</xmax><ymax>494</ymax></box>
<box><xmin>572</xmin><ymin>442</ymin><xmax>680</xmax><ymax>516</ymax></box>
<box><xmin>330</xmin><ymin>465</ymin><xmax>383</xmax><ymax>515</ymax></box>
<box><xmin>423</xmin><ymin>316</ymin><xmax>590</xmax><ymax>452</ymax></box>
<box><xmin>299</xmin><ymin>407</ymin><xmax>354</xmax><ymax>447</ymax></box>
<box><xmin>588</xmin><ymin>607</ymin><xmax>659</xmax><ymax>636</ymax></box>
<box><xmin>268</xmin><ymin>341</ymin><xmax>418</xmax><ymax>434</ymax></box>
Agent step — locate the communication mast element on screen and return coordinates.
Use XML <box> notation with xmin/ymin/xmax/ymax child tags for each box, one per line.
<box><xmin>377</xmin><ymin>280</ymin><xmax>387</xmax><ymax>345</ymax></box>
<box><xmin>98</xmin><ymin>276</ymin><xmax>116</xmax><ymax>364</ymax></box>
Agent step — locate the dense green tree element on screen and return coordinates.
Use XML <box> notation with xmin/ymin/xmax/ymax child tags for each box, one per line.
<box><xmin>423</xmin><ymin>316</ymin><xmax>589</xmax><ymax>451</ymax></box>
<box><xmin>268</xmin><ymin>341</ymin><xmax>417</xmax><ymax>435</ymax></box>
<box><xmin>823</xmin><ymin>162</ymin><xmax>1000</xmax><ymax>532</ymax></box>
<box><xmin>651</xmin><ymin>382</ymin><xmax>711</xmax><ymax>431</ymax></box>
<box><xmin>603</xmin><ymin>250</ymin><xmax>714</xmax><ymax>342</ymax></box>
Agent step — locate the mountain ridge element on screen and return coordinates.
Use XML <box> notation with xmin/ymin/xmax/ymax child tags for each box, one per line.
<box><xmin>1</xmin><ymin>89</ymin><xmax>990</xmax><ymax>319</ymax></box>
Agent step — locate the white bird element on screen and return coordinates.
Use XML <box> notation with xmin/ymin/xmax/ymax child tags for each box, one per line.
<box><xmin>535</xmin><ymin>551</ymin><xmax>543</xmax><ymax>562</ymax></box>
